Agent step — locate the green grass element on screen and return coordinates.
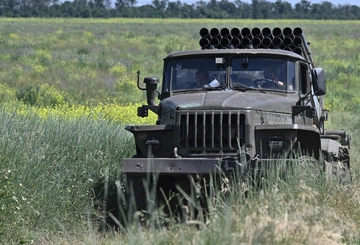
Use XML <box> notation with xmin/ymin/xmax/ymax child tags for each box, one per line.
<box><xmin>326</xmin><ymin>110</ymin><xmax>360</xmax><ymax>166</ymax></box>
<box><xmin>0</xmin><ymin>18</ymin><xmax>359</xmax><ymax>109</ymax></box>
<box><xmin>0</xmin><ymin>109</ymin><xmax>134</xmax><ymax>243</ymax></box>
<box><xmin>1</xmin><ymin>107</ymin><xmax>359</xmax><ymax>244</ymax></box>
<box><xmin>0</xmin><ymin>18</ymin><xmax>360</xmax><ymax>244</ymax></box>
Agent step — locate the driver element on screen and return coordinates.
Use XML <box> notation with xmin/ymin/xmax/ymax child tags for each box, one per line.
<box><xmin>195</xmin><ymin>70</ymin><xmax>210</xmax><ymax>87</ymax></box>
<box><xmin>263</xmin><ymin>66</ymin><xmax>284</xmax><ymax>87</ymax></box>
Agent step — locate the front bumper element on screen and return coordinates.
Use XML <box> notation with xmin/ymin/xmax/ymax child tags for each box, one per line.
<box><xmin>122</xmin><ymin>157</ymin><xmax>245</xmax><ymax>175</ymax></box>
<box><xmin>122</xmin><ymin>154</ymin><xmax>312</xmax><ymax>176</ymax></box>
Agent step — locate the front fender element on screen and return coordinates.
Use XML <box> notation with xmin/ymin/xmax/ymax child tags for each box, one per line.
<box><xmin>255</xmin><ymin>124</ymin><xmax>321</xmax><ymax>159</ymax></box>
<box><xmin>125</xmin><ymin>124</ymin><xmax>174</xmax><ymax>158</ymax></box>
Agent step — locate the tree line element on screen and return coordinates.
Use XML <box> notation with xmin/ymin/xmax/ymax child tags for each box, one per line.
<box><xmin>0</xmin><ymin>0</ymin><xmax>359</xmax><ymax>19</ymax></box>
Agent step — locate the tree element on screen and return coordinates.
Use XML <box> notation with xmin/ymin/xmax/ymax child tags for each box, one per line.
<box><xmin>218</xmin><ymin>0</ymin><xmax>237</xmax><ymax>16</ymax></box>
<box><xmin>258</xmin><ymin>0</ymin><xmax>273</xmax><ymax>19</ymax></box>
<box><xmin>93</xmin><ymin>0</ymin><xmax>104</xmax><ymax>8</ymax></box>
<box><xmin>115</xmin><ymin>0</ymin><xmax>136</xmax><ymax>8</ymax></box>
<box><xmin>152</xmin><ymin>0</ymin><xmax>168</xmax><ymax>11</ymax></box>
<box><xmin>0</xmin><ymin>0</ymin><xmax>360</xmax><ymax>19</ymax></box>
<box><xmin>0</xmin><ymin>0</ymin><xmax>21</xmax><ymax>16</ymax></box>
<box><xmin>317</xmin><ymin>1</ymin><xmax>335</xmax><ymax>19</ymax></box>
<box><xmin>274</xmin><ymin>0</ymin><xmax>293</xmax><ymax>18</ymax></box>
<box><xmin>295</xmin><ymin>0</ymin><xmax>311</xmax><ymax>18</ymax></box>
<box><xmin>166</xmin><ymin>1</ymin><xmax>183</xmax><ymax>18</ymax></box>
<box><xmin>251</xmin><ymin>0</ymin><xmax>263</xmax><ymax>19</ymax></box>
<box><xmin>234</xmin><ymin>0</ymin><xmax>252</xmax><ymax>18</ymax></box>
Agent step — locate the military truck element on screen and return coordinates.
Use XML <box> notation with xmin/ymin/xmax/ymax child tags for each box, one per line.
<box><xmin>120</xmin><ymin>27</ymin><xmax>351</xmax><ymax>222</ymax></box>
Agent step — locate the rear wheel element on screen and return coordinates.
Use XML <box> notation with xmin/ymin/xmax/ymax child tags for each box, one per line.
<box><xmin>323</xmin><ymin>147</ymin><xmax>351</xmax><ymax>184</ymax></box>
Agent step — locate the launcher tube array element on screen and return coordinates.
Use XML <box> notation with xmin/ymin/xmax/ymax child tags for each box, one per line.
<box><xmin>199</xmin><ymin>27</ymin><xmax>306</xmax><ymax>56</ymax></box>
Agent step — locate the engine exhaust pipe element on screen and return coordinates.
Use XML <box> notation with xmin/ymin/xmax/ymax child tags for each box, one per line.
<box><xmin>144</xmin><ymin>77</ymin><xmax>159</xmax><ymax>106</ymax></box>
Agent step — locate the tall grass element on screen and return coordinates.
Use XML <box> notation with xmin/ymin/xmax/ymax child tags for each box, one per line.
<box><xmin>326</xmin><ymin>110</ymin><xmax>360</xmax><ymax>172</ymax></box>
<box><xmin>1</xmin><ymin>107</ymin><xmax>360</xmax><ymax>244</ymax></box>
<box><xmin>0</xmin><ymin>109</ymin><xmax>134</xmax><ymax>243</ymax></box>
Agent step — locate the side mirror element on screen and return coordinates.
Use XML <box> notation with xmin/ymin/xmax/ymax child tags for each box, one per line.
<box><xmin>144</xmin><ymin>77</ymin><xmax>159</xmax><ymax>106</ymax></box>
<box><xmin>312</xmin><ymin>68</ymin><xmax>326</xmax><ymax>96</ymax></box>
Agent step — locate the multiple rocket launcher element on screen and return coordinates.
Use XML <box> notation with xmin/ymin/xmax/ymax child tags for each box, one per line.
<box><xmin>199</xmin><ymin>27</ymin><xmax>307</xmax><ymax>57</ymax></box>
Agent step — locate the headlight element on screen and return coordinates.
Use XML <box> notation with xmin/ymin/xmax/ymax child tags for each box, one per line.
<box><xmin>284</xmin><ymin>131</ymin><xmax>295</xmax><ymax>141</ymax></box>
<box><xmin>268</xmin><ymin>136</ymin><xmax>283</xmax><ymax>152</ymax></box>
<box><xmin>137</xmin><ymin>132</ymin><xmax>147</xmax><ymax>141</ymax></box>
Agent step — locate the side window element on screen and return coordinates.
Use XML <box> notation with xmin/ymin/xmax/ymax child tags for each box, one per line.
<box><xmin>287</xmin><ymin>61</ymin><xmax>295</xmax><ymax>92</ymax></box>
<box><xmin>300</xmin><ymin>63</ymin><xmax>308</xmax><ymax>94</ymax></box>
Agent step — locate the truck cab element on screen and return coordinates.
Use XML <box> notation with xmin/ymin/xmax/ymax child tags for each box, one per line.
<box><xmin>125</xmin><ymin>49</ymin><xmax>324</xmax><ymax>168</ymax></box>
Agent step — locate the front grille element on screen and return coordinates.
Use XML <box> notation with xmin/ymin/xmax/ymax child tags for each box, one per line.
<box><xmin>178</xmin><ymin>111</ymin><xmax>245</xmax><ymax>154</ymax></box>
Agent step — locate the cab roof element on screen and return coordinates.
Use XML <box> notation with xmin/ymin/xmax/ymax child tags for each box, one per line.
<box><xmin>164</xmin><ymin>49</ymin><xmax>307</xmax><ymax>62</ymax></box>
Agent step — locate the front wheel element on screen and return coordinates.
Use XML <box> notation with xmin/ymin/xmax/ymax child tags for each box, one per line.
<box><xmin>124</xmin><ymin>174</ymin><xmax>158</xmax><ymax>226</ymax></box>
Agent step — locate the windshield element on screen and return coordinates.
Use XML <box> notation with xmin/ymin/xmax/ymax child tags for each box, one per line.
<box><xmin>231</xmin><ymin>58</ymin><xmax>295</xmax><ymax>92</ymax></box>
<box><xmin>163</xmin><ymin>56</ymin><xmax>295</xmax><ymax>93</ymax></box>
<box><xmin>164</xmin><ymin>58</ymin><xmax>226</xmax><ymax>91</ymax></box>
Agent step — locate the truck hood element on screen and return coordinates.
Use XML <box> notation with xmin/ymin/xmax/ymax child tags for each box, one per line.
<box><xmin>161</xmin><ymin>90</ymin><xmax>298</xmax><ymax>114</ymax></box>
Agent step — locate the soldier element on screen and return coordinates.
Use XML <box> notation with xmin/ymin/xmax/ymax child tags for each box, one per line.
<box><xmin>195</xmin><ymin>70</ymin><xmax>210</xmax><ymax>87</ymax></box>
<box><xmin>263</xmin><ymin>66</ymin><xmax>284</xmax><ymax>87</ymax></box>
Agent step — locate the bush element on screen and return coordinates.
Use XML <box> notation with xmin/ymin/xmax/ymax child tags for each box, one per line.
<box><xmin>16</xmin><ymin>84</ymin><xmax>69</xmax><ymax>107</ymax></box>
<box><xmin>0</xmin><ymin>83</ymin><xmax>16</xmax><ymax>103</ymax></box>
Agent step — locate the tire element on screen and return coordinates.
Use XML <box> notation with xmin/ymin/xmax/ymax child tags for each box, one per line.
<box><xmin>323</xmin><ymin>147</ymin><xmax>351</xmax><ymax>185</ymax></box>
<box><xmin>121</xmin><ymin>175</ymin><xmax>211</xmax><ymax>227</ymax></box>
<box><xmin>125</xmin><ymin>174</ymin><xmax>155</xmax><ymax>226</ymax></box>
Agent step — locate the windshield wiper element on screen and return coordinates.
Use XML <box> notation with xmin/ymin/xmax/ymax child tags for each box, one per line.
<box><xmin>232</xmin><ymin>84</ymin><xmax>269</xmax><ymax>93</ymax></box>
<box><xmin>202</xmin><ymin>85</ymin><xmax>224</xmax><ymax>91</ymax></box>
<box><xmin>232</xmin><ymin>84</ymin><xmax>255</xmax><ymax>91</ymax></box>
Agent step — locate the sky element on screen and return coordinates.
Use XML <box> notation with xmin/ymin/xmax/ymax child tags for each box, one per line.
<box><xmin>135</xmin><ymin>0</ymin><xmax>360</xmax><ymax>6</ymax></box>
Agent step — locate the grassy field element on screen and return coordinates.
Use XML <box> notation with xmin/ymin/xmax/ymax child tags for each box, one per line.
<box><xmin>0</xmin><ymin>18</ymin><xmax>359</xmax><ymax>109</ymax></box>
<box><xmin>0</xmin><ymin>18</ymin><xmax>360</xmax><ymax>244</ymax></box>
